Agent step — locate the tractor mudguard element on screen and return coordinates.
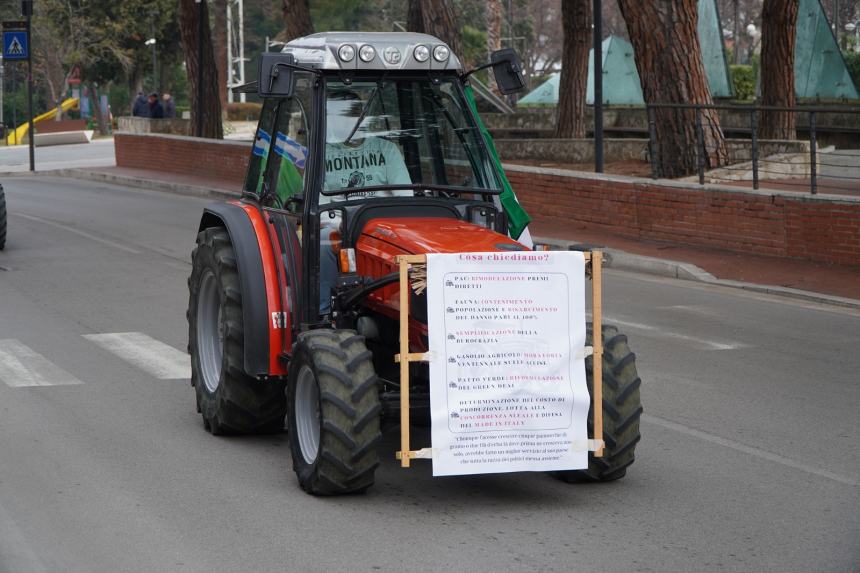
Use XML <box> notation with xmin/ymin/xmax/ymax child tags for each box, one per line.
<box><xmin>198</xmin><ymin>202</ymin><xmax>270</xmax><ymax>377</ymax></box>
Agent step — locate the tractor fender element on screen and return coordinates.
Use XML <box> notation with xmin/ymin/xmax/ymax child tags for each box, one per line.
<box><xmin>198</xmin><ymin>202</ymin><xmax>270</xmax><ymax>377</ymax></box>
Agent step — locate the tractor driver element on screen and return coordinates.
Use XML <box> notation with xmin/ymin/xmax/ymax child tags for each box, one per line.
<box><xmin>318</xmin><ymin>89</ymin><xmax>412</xmax><ymax>314</ymax></box>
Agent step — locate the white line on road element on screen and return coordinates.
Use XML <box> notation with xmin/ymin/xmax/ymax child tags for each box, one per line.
<box><xmin>605</xmin><ymin>316</ymin><xmax>746</xmax><ymax>351</ymax></box>
<box><xmin>0</xmin><ymin>339</ymin><xmax>83</xmax><ymax>388</ymax></box>
<box><xmin>0</xmin><ymin>500</ymin><xmax>49</xmax><ymax>573</ymax></box>
<box><xmin>659</xmin><ymin>304</ymin><xmax>721</xmax><ymax>318</ymax></box>
<box><xmin>83</xmin><ymin>332</ymin><xmax>190</xmax><ymax>380</ymax></box>
<box><xmin>642</xmin><ymin>414</ymin><xmax>859</xmax><ymax>487</ymax></box>
<box><xmin>12</xmin><ymin>213</ymin><xmax>141</xmax><ymax>254</ymax></box>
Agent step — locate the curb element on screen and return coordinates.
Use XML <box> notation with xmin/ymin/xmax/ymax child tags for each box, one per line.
<box><xmin>533</xmin><ymin>235</ymin><xmax>860</xmax><ymax>311</ymax></box>
<box><xmin>38</xmin><ymin>168</ymin><xmax>237</xmax><ymax>201</ymax></box>
<box><xmin>34</xmin><ymin>168</ymin><xmax>860</xmax><ymax>311</ymax></box>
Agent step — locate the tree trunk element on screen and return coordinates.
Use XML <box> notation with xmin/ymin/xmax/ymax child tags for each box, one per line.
<box><xmin>619</xmin><ymin>0</ymin><xmax>728</xmax><ymax>177</ymax></box>
<box><xmin>282</xmin><ymin>0</ymin><xmax>313</xmax><ymax>43</ymax></box>
<box><xmin>485</xmin><ymin>0</ymin><xmax>503</xmax><ymax>92</ymax></box>
<box><xmin>212</xmin><ymin>0</ymin><xmax>229</xmax><ymax>117</ymax></box>
<box><xmin>556</xmin><ymin>0</ymin><xmax>591</xmax><ymax>138</ymax></box>
<box><xmin>759</xmin><ymin>0</ymin><xmax>799</xmax><ymax>140</ymax></box>
<box><xmin>179</xmin><ymin>0</ymin><xmax>223</xmax><ymax>139</ymax></box>
<box><xmin>88</xmin><ymin>83</ymin><xmax>109</xmax><ymax>136</ymax></box>
<box><xmin>406</xmin><ymin>0</ymin><xmax>462</xmax><ymax>58</ymax></box>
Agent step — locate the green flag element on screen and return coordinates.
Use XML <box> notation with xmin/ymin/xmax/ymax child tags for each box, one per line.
<box><xmin>464</xmin><ymin>85</ymin><xmax>531</xmax><ymax>239</ymax></box>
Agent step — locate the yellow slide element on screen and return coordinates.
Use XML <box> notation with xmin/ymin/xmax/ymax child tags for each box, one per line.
<box><xmin>6</xmin><ymin>98</ymin><xmax>80</xmax><ymax>145</ymax></box>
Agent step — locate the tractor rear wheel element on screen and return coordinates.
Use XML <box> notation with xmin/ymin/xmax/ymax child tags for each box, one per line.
<box><xmin>556</xmin><ymin>323</ymin><xmax>642</xmax><ymax>483</ymax></box>
<box><xmin>287</xmin><ymin>329</ymin><xmax>381</xmax><ymax>495</ymax></box>
<box><xmin>188</xmin><ymin>227</ymin><xmax>286</xmax><ymax>434</ymax></box>
<box><xmin>0</xmin><ymin>184</ymin><xmax>6</xmax><ymax>250</ymax></box>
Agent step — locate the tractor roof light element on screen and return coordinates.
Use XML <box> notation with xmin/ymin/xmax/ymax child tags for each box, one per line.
<box><xmin>359</xmin><ymin>44</ymin><xmax>376</xmax><ymax>62</ymax></box>
<box><xmin>433</xmin><ymin>45</ymin><xmax>450</xmax><ymax>62</ymax></box>
<box><xmin>338</xmin><ymin>44</ymin><xmax>355</xmax><ymax>62</ymax></box>
<box><xmin>413</xmin><ymin>45</ymin><xmax>430</xmax><ymax>62</ymax></box>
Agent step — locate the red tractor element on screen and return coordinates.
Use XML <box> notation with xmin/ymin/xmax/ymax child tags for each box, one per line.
<box><xmin>188</xmin><ymin>32</ymin><xmax>642</xmax><ymax>495</ymax></box>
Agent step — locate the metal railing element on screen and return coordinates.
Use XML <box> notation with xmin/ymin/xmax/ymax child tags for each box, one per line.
<box><xmin>645</xmin><ymin>102</ymin><xmax>860</xmax><ymax>195</ymax></box>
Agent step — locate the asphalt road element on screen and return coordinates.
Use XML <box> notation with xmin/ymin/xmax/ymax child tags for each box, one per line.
<box><xmin>0</xmin><ymin>176</ymin><xmax>858</xmax><ymax>573</ymax></box>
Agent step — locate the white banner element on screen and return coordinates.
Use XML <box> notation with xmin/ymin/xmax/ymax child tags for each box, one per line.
<box><xmin>425</xmin><ymin>251</ymin><xmax>590</xmax><ymax>476</ymax></box>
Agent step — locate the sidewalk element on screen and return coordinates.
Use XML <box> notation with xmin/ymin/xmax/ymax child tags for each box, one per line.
<box><xmin>46</xmin><ymin>165</ymin><xmax>860</xmax><ymax>309</ymax></box>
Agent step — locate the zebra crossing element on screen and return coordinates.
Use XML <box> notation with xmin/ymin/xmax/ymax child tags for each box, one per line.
<box><xmin>0</xmin><ymin>332</ymin><xmax>190</xmax><ymax>388</ymax></box>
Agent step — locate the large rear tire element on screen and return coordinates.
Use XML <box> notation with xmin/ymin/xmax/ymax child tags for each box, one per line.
<box><xmin>188</xmin><ymin>227</ymin><xmax>286</xmax><ymax>434</ymax></box>
<box><xmin>556</xmin><ymin>324</ymin><xmax>642</xmax><ymax>483</ymax></box>
<box><xmin>287</xmin><ymin>329</ymin><xmax>382</xmax><ymax>495</ymax></box>
<box><xmin>0</xmin><ymin>184</ymin><xmax>6</xmax><ymax>250</ymax></box>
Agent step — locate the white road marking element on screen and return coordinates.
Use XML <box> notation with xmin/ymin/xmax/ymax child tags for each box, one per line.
<box><xmin>604</xmin><ymin>315</ymin><xmax>746</xmax><ymax>351</ymax></box>
<box><xmin>83</xmin><ymin>332</ymin><xmax>191</xmax><ymax>380</ymax></box>
<box><xmin>659</xmin><ymin>304</ymin><xmax>721</xmax><ymax>318</ymax></box>
<box><xmin>0</xmin><ymin>500</ymin><xmax>49</xmax><ymax>573</ymax></box>
<box><xmin>643</xmin><ymin>414</ymin><xmax>859</xmax><ymax>487</ymax></box>
<box><xmin>12</xmin><ymin>213</ymin><xmax>141</xmax><ymax>254</ymax></box>
<box><xmin>0</xmin><ymin>339</ymin><xmax>83</xmax><ymax>388</ymax></box>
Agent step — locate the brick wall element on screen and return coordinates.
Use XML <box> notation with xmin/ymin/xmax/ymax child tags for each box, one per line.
<box><xmin>115</xmin><ymin>132</ymin><xmax>249</xmax><ymax>186</ymax></box>
<box><xmin>114</xmin><ymin>133</ymin><xmax>860</xmax><ymax>266</ymax></box>
<box><xmin>505</xmin><ymin>165</ymin><xmax>860</xmax><ymax>266</ymax></box>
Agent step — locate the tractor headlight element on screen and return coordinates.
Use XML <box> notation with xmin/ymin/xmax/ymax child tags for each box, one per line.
<box><xmin>433</xmin><ymin>45</ymin><xmax>450</xmax><ymax>62</ymax></box>
<box><xmin>359</xmin><ymin>44</ymin><xmax>376</xmax><ymax>62</ymax></box>
<box><xmin>338</xmin><ymin>44</ymin><xmax>355</xmax><ymax>62</ymax></box>
<box><xmin>413</xmin><ymin>44</ymin><xmax>430</xmax><ymax>62</ymax></box>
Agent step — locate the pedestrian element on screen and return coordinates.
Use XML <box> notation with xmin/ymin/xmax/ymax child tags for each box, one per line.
<box><xmin>148</xmin><ymin>92</ymin><xmax>164</xmax><ymax>119</ymax></box>
<box><xmin>162</xmin><ymin>93</ymin><xmax>176</xmax><ymax>118</ymax></box>
<box><xmin>132</xmin><ymin>91</ymin><xmax>149</xmax><ymax>117</ymax></box>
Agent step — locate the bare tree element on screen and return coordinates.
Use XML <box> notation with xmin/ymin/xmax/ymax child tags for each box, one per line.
<box><xmin>212</xmin><ymin>0</ymin><xmax>229</xmax><ymax>116</ymax></box>
<box><xmin>518</xmin><ymin>0</ymin><xmax>563</xmax><ymax>81</ymax></box>
<box><xmin>283</xmin><ymin>0</ymin><xmax>313</xmax><ymax>43</ymax></box>
<box><xmin>485</xmin><ymin>0</ymin><xmax>503</xmax><ymax>92</ymax></box>
<box><xmin>556</xmin><ymin>0</ymin><xmax>591</xmax><ymax>138</ymax></box>
<box><xmin>406</xmin><ymin>0</ymin><xmax>462</xmax><ymax>57</ymax></box>
<box><xmin>759</xmin><ymin>0</ymin><xmax>799</xmax><ymax>140</ymax></box>
<box><xmin>179</xmin><ymin>0</ymin><xmax>224</xmax><ymax>139</ymax></box>
<box><xmin>618</xmin><ymin>0</ymin><xmax>728</xmax><ymax>177</ymax></box>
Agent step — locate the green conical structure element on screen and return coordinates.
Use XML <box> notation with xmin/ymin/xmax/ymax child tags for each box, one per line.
<box><xmin>795</xmin><ymin>0</ymin><xmax>859</xmax><ymax>99</ymax></box>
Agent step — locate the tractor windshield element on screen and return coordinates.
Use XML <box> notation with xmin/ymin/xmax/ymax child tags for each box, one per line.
<box><xmin>322</xmin><ymin>77</ymin><xmax>501</xmax><ymax>199</ymax></box>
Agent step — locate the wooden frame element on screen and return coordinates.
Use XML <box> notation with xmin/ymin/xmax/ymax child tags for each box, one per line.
<box><xmin>394</xmin><ymin>251</ymin><xmax>604</xmax><ymax>467</ymax></box>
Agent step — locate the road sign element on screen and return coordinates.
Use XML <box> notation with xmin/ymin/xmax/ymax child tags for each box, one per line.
<box><xmin>2</xmin><ymin>21</ymin><xmax>28</xmax><ymax>61</ymax></box>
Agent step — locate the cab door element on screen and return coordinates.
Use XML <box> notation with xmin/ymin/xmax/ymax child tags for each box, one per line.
<box><xmin>257</xmin><ymin>75</ymin><xmax>313</xmax><ymax>356</ymax></box>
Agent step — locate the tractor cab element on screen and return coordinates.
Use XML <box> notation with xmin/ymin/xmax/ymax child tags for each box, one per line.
<box><xmin>245</xmin><ymin>33</ymin><xmax>526</xmax><ymax>324</ymax></box>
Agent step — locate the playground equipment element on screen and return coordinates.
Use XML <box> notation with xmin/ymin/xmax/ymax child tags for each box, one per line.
<box><xmin>6</xmin><ymin>98</ymin><xmax>79</xmax><ymax>145</ymax></box>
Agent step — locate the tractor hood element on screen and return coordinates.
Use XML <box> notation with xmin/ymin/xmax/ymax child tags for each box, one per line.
<box><xmin>359</xmin><ymin>217</ymin><xmax>527</xmax><ymax>256</ymax></box>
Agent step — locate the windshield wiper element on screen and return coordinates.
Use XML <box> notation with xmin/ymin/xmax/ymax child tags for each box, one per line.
<box><xmin>321</xmin><ymin>183</ymin><xmax>502</xmax><ymax>197</ymax></box>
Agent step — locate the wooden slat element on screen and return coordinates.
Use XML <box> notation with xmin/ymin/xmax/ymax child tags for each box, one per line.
<box><xmin>397</xmin><ymin>256</ymin><xmax>411</xmax><ymax>467</ymax></box>
<box><xmin>591</xmin><ymin>251</ymin><xmax>604</xmax><ymax>457</ymax></box>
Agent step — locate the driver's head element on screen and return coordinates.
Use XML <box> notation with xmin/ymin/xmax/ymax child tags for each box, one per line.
<box><xmin>326</xmin><ymin>89</ymin><xmax>363</xmax><ymax>144</ymax></box>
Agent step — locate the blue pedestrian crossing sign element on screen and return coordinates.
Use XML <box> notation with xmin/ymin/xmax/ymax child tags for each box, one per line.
<box><xmin>3</xmin><ymin>29</ymin><xmax>28</xmax><ymax>60</ymax></box>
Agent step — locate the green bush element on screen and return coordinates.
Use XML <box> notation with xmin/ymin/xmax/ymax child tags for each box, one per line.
<box><xmin>226</xmin><ymin>102</ymin><xmax>262</xmax><ymax>122</ymax></box>
<box><xmin>730</xmin><ymin>64</ymin><xmax>755</xmax><ymax>101</ymax></box>
<box><xmin>845</xmin><ymin>52</ymin><xmax>860</xmax><ymax>95</ymax></box>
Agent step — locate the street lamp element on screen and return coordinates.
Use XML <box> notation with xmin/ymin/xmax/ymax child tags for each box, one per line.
<box><xmin>145</xmin><ymin>38</ymin><xmax>157</xmax><ymax>92</ymax></box>
<box><xmin>746</xmin><ymin>23</ymin><xmax>761</xmax><ymax>63</ymax></box>
<box><xmin>147</xmin><ymin>11</ymin><xmax>158</xmax><ymax>92</ymax></box>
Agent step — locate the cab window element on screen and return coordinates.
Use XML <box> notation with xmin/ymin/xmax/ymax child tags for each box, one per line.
<box><xmin>243</xmin><ymin>100</ymin><xmax>278</xmax><ymax>196</ymax></box>
<box><xmin>263</xmin><ymin>74</ymin><xmax>313</xmax><ymax>210</ymax></box>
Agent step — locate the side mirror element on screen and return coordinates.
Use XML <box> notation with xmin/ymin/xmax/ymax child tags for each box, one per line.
<box><xmin>490</xmin><ymin>48</ymin><xmax>526</xmax><ymax>95</ymax></box>
<box><xmin>259</xmin><ymin>53</ymin><xmax>295</xmax><ymax>97</ymax></box>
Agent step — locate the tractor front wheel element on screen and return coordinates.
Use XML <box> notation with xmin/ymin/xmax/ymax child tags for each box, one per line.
<box><xmin>287</xmin><ymin>330</ymin><xmax>381</xmax><ymax>495</ymax></box>
<box><xmin>188</xmin><ymin>227</ymin><xmax>286</xmax><ymax>434</ymax></box>
<box><xmin>555</xmin><ymin>323</ymin><xmax>642</xmax><ymax>483</ymax></box>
